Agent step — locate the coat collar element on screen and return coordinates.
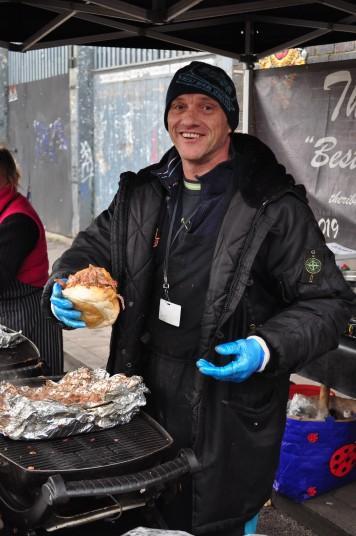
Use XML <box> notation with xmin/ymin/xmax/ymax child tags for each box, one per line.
<box><xmin>143</xmin><ymin>133</ymin><xmax>305</xmax><ymax>208</ymax></box>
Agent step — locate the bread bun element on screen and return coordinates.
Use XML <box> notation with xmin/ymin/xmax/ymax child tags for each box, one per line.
<box><xmin>60</xmin><ymin>265</ymin><xmax>122</xmax><ymax>329</ymax></box>
<box><xmin>62</xmin><ymin>285</ymin><xmax>120</xmax><ymax>328</ymax></box>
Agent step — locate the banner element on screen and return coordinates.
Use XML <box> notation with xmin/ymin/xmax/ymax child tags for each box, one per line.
<box><xmin>254</xmin><ymin>60</ymin><xmax>356</xmax><ymax>251</ymax></box>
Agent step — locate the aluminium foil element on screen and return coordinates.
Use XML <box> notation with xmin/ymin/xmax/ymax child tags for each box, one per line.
<box><xmin>0</xmin><ymin>325</ymin><xmax>26</xmax><ymax>348</ymax></box>
<box><xmin>0</xmin><ymin>367</ymin><xmax>149</xmax><ymax>440</ymax></box>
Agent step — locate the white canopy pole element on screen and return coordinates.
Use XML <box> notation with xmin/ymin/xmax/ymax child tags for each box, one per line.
<box><xmin>242</xmin><ymin>20</ymin><xmax>255</xmax><ymax>134</ymax></box>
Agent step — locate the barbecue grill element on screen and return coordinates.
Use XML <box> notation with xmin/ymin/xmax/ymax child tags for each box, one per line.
<box><xmin>0</xmin><ymin>331</ymin><xmax>46</xmax><ymax>380</ymax></box>
<box><xmin>0</xmin><ymin>376</ymin><xmax>199</xmax><ymax>535</ymax></box>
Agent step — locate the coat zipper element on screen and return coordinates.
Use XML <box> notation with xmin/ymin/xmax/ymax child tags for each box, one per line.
<box><xmin>215</xmin><ymin>200</ymin><xmax>268</xmax><ymax>333</ymax></box>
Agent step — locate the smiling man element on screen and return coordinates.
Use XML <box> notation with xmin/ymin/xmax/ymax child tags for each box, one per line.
<box><xmin>167</xmin><ymin>93</ymin><xmax>231</xmax><ymax>177</ymax></box>
<box><xmin>43</xmin><ymin>61</ymin><xmax>353</xmax><ymax>536</ymax></box>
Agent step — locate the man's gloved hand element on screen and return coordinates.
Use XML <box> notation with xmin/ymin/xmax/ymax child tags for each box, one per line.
<box><xmin>50</xmin><ymin>280</ymin><xmax>86</xmax><ymax>329</ymax></box>
<box><xmin>196</xmin><ymin>338</ymin><xmax>265</xmax><ymax>383</ymax></box>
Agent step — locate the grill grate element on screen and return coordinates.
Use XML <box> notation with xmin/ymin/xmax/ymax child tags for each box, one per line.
<box><xmin>0</xmin><ymin>413</ymin><xmax>172</xmax><ymax>473</ymax></box>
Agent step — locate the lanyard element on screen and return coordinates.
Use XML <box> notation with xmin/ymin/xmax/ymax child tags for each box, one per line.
<box><xmin>162</xmin><ymin>193</ymin><xmax>200</xmax><ymax>301</ymax></box>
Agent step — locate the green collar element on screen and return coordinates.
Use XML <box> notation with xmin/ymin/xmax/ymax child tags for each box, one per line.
<box><xmin>183</xmin><ymin>178</ymin><xmax>201</xmax><ymax>191</ymax></box>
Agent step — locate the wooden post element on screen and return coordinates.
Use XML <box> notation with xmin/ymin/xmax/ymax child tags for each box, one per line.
<box><xmin>319</xmin><ymin>384</ymin><xmax>330</xmax><ymax>419</ymax></box>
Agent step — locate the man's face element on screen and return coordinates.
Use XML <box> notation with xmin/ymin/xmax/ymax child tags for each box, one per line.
<box><xmin>167</xmin><ymin>93</ymin><xmax>231</xmax><ymax>176</ymax></box>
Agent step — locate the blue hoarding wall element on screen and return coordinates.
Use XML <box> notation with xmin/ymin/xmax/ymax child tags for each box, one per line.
<box><xmin>92</xmin><ymin>55</ymin><xmax>232</xmax><ymax>216</ymax></box>
<box><xmin>93</xmin><ymin>62</ymin><xmax>172</xmax><ymax>215</ymax></box>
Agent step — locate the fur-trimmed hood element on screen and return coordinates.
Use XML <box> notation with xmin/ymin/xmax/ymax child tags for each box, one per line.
<box><xmin>143</xmin><ymin>133</ymin><xmax>306</xmax><ymax>208</ymax></box>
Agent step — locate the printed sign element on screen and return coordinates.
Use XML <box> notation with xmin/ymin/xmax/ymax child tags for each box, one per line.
<box><xmin>254</xmin><ymin>60</ymin><xmax>356</xmax><ymax>250</ymax></box>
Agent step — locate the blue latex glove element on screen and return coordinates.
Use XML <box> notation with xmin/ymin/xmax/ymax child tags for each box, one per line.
<box><xmin>196</xmin><ymin>338</ymin><xmax>264</xmax><ymax>383</ymax></box>
<box><xmin>50</xmin><ymin>279</ymin><xmax>86</xmax><ymax>329</ymax></box>
<box><xmin>244</xmin><ymin>513</ymin><xmax>259</xmax><ymax>534</ymax></box>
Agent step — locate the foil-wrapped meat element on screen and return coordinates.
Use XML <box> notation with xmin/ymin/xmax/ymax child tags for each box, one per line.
<box><xmin>0</xmin><ymin>368</ymin><xmax>149</xmax><ymax>440</ymax></box>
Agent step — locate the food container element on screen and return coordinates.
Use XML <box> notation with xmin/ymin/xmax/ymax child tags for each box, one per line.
<box><xmin>342</xmin><ymin>270</ymin><xmax>356</xmax><ymax>294</ymax></box>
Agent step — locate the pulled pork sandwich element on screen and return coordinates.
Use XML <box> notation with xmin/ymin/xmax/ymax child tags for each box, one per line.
<box><xmin>57</xmin><ymin>265</ymin><xmax>124</xmax><ymax>329</ymax></box>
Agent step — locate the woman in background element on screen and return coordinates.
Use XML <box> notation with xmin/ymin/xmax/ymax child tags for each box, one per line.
<box><xmin>0</xmin><ymin>146</ymin><xmax>63</xmax><ymax>374</ymax></box>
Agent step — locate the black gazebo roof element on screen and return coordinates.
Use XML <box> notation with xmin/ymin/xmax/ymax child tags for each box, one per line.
<box><xmin>1</xmin><ymin>1</ymin><xmax>356</xmax><ymax>58</ymax></box>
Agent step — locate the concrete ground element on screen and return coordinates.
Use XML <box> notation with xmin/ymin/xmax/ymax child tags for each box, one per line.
<box><xmin>258</xmin><ymin>504</ymin><xmax>317</xmax><ymax>536</ymax></box>
<box><xmin>46</xmin><ymin>234</ymin><xmax>355</xmax><ymax>536</ymax></box>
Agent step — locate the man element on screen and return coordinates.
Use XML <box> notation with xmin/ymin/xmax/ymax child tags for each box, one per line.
<box><xmin>42</xmin><ymin>61</ymin><xmax>353</xmax><ymax>536</ymax></box>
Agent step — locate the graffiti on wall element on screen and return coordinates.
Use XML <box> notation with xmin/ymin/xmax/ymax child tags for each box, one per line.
<box><xmin>80</xmin><ymin>140</ymin><xmax>94</xmax><ymax>185</ymax></box>
<box><xmin>93</xmin><ymin>73</ymin><xmax>171</xmax><ymax>215</ymax></box>
<box><xmin>33</xmin><ymin>117</ymin><xmax>68</xmax><ymax>162</ymax></box>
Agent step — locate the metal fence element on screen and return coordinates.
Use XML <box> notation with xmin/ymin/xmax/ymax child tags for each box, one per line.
<box><xmin>8</xmin><ymin>47</ymin><xmax>70</xmax><ymax>84</ymax></box>
<box><xmin>94</xmin><ymin>47</ymin><xmax>192</xmax><ymax>70</ymax></box>
<box><xmin>8</xmin><ymin>46</ymin><xmax>194</xmax><ymax>84</ymax></box>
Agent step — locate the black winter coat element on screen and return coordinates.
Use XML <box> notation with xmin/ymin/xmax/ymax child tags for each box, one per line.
<box><xmin>43</xmin><ymin>134</ymin><xmax>353</xmax><ymax>535</ymax></box>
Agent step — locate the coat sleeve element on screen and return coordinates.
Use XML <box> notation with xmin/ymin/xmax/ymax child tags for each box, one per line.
<box><xmin>41</xmin><ymin>194</ymin><xmax>117</xmax><ymax>321</ymax></box>
<box><xmin>254</xmin><ymin>195</ymin><xmax>354</xmax><ymax>375</ymax></box>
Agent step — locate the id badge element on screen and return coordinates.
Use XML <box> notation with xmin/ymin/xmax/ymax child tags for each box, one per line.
<box><xmin>159</xmin><ymin>298</ymin><xmax>181</xmax><ymax>327</ymax></box>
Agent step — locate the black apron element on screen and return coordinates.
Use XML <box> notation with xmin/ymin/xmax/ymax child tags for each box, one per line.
<box><xmin>0</xmin><ymin>279</ymin><xmax>63</xmax><ymax>375</ymax></box>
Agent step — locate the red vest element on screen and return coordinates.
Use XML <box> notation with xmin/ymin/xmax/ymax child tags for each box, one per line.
<box><xmin>0</xmin><ymin>185</ymin><xmax>49</xmax><ymax>287</ymax></box>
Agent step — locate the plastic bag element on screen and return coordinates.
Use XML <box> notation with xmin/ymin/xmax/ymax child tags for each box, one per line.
<box><xmin>287</xmin><ymin>394</ymin><xmax>319</xmax><ymax>418</ymax></box>
<box><xmin>274</xmin><ymin>416</ymin><xmax>356</xmax><ymax>501</ymax></box>
<box><xmin>275</xmin><ymin>384</ymin><xmax>356</xmax><ymax>502</ymax></box>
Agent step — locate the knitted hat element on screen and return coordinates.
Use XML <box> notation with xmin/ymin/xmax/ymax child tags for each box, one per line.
<box><xmin>164</xmin><ymin>61</ymin><xmax>239</xmax><ymax>131</ymax></box>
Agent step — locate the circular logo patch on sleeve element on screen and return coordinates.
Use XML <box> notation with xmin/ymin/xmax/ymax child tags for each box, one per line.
<box><xmin>305</xmin><ymin>257</ymin><xmax>322</xmax><ymax>274</ymax></box>
<box><xmin>301</xmin><ymin>249</ymin><xmax>323</xmax><ymax>283</ymax></box>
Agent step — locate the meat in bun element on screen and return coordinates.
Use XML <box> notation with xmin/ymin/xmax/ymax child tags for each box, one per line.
<box><xmin>57</xmin><ymin>265</ymin><xmax>124</xmax><ymax>329</ymax></box>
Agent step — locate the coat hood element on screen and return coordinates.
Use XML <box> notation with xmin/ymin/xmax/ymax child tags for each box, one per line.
<box><xmin>232</xmin><ymin>133</ymin><xmax>305</xmax><ymax>207</ymax></box>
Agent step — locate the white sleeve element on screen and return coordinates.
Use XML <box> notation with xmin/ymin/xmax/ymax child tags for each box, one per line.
<box><xmin>247</xmin><ymin>335</ymin><xmax>270</xmax><ymax>371</ymax></box>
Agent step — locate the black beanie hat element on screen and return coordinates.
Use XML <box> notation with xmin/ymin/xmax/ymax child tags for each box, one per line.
<box><xmin>164</xmin><ymin>61</ymin><xmax>239</xmax><ymax>131</ymax></box>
